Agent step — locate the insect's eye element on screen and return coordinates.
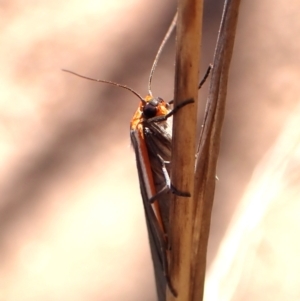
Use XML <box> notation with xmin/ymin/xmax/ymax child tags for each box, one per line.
<box><xmin>143</xmin><ymin>101</ymin><xmax>158</xmax><ymax>118</ymax></box>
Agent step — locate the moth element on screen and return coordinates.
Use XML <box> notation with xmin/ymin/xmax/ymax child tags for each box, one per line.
<box><xmin>63</xmin><ymin>12</ymin><xmax>210</xmax><ymax>301</ymax></box>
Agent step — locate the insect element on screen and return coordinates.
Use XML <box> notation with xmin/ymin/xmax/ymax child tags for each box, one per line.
<box><xmin>63</xmin><ymin>12</ymin><xmax>211</xmax><ymax>301</ymax></box>
<box><xmin>130</xmin><ymin>86</ymin><xmax>193</xmax><ymax>300</ymax></box>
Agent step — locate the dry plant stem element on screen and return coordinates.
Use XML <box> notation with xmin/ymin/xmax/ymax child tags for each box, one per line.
<box><xmin>191</xmin><ymin>0</ymin><xmax>241</xmax><ymax>300</ymax></box>
<box><xmin>168</xmin><ymin>0</ymin><xmax>203</xmax><ymax>300</ymax></box>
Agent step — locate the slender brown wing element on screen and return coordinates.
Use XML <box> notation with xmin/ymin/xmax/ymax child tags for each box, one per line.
<box><xmin>143</xmin><ymin>120</ymin><xmax>172</xmax><ymax>236</ymax></box>
<box><xmin>130</xmin><ymin>129</ymin><xmax>168</xmax><ymax>301</ymax></box>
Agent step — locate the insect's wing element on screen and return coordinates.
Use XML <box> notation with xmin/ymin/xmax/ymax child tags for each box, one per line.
<box><xmin>130</xmin><ymin>129</ymin><xmax>167</xmax><ymax>301</ymax></box>
<box><xmin>144</xmin><ymin>195</ymin><xmax>168</xmax><ymax>301</ymax></box>
<box><xmin>144</xmin><ymin>120</ymin><xmax>172</xmax><ymax>235</ymax></box>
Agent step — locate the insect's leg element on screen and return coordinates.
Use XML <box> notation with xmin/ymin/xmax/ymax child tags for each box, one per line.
<box><xmin>148</xmin><ymin>154</ymin><xmax>170</xmax><ymax>203</ymax></box>
<box><xmin>170</xmin><ymin>184</ymin><xmax>191</xmax><ymax>197</ymax></box>
<box><xmin>148</xmin><ymin>154</ymin><xmax>190</xmax><ymax>203</ymax></box>
<box><xmin>198</xmin><ymin>64</ymin><xmax>212</xmax><ymax>89</ymax></box>
<box><xmin>165</xmin><ymin>64</ymin><xmax>212</xmax><ymax>107</ymax></box>
<box><xmin>157</xmin><ymin>155</ymin><xmax>171</xmax><ymax>187</ymax></box>
<box><xmin>165</xmin><ymin>274</ymin><xmax>177</xmax><ymax>297</ymax></box>
<box><xmin>149</xmin><ymin>186</ymin><xmax>168</xmax><ymax>203</ymax></box>
<box><xmin>148</xmin><ymin>97</ymin><xmax>194</xmax><ymax>123</ymax></box>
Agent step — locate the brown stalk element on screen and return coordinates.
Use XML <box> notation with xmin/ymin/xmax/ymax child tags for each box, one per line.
<box><xmin>167</xmin><ymin>0</ymin><xmax>203</xmax><ymax>300</ymax></box>
<box><xmin>191</xmin><ymin>1</ymin><xmax>242</xmax><ymax>301</ymax></box>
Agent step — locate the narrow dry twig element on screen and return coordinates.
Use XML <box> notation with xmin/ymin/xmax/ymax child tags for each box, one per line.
<box><xmin>168</xmin><ymin>0</ymin><xmax>203</xmax><ymax>300</ymax></box>
<box><xmin>191</xmin><ymin>0</ymin><xmax>242</xmax><ymax>301</ymax></box>
<box><xmin>168</xmin><ymin>0</ymin><xmax>241</xmax><ymax>299</ymax></box>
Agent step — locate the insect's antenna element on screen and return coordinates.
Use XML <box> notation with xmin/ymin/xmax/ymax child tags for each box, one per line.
<box><xmin>62</xmin><ymin>69</ymin><xmax>145</xmax><ymax>103</ymax></box>
<box><xmin>148</xmin><ymin>13</ymin><xmax>177</xmax><ymax>97</ymax></box>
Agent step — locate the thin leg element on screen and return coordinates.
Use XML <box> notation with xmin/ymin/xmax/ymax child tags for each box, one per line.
<box><xmin>148</xmin><ymin>98</ymin><xmax>194</xmax><ymax>123</ymax></box>
<box><xmin>148</xmin><ymin>154</ymin><xmax>190</xmax><ymax>203</ymax></box>
<box><xmin>198</xmin><ymin>64</ymin><xmax>212</xmax><ymax>89</ymax></box>
<box><xmin>166</xmin><ymin>64</ymin><xmax>212</xmax><ymax>106</ymax></box>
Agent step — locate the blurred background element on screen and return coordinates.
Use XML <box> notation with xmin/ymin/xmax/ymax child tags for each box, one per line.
<box><xmin>1</xmin><ymin>0</ymin><xmax>300</xmax><ymax>300</ymax></box>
